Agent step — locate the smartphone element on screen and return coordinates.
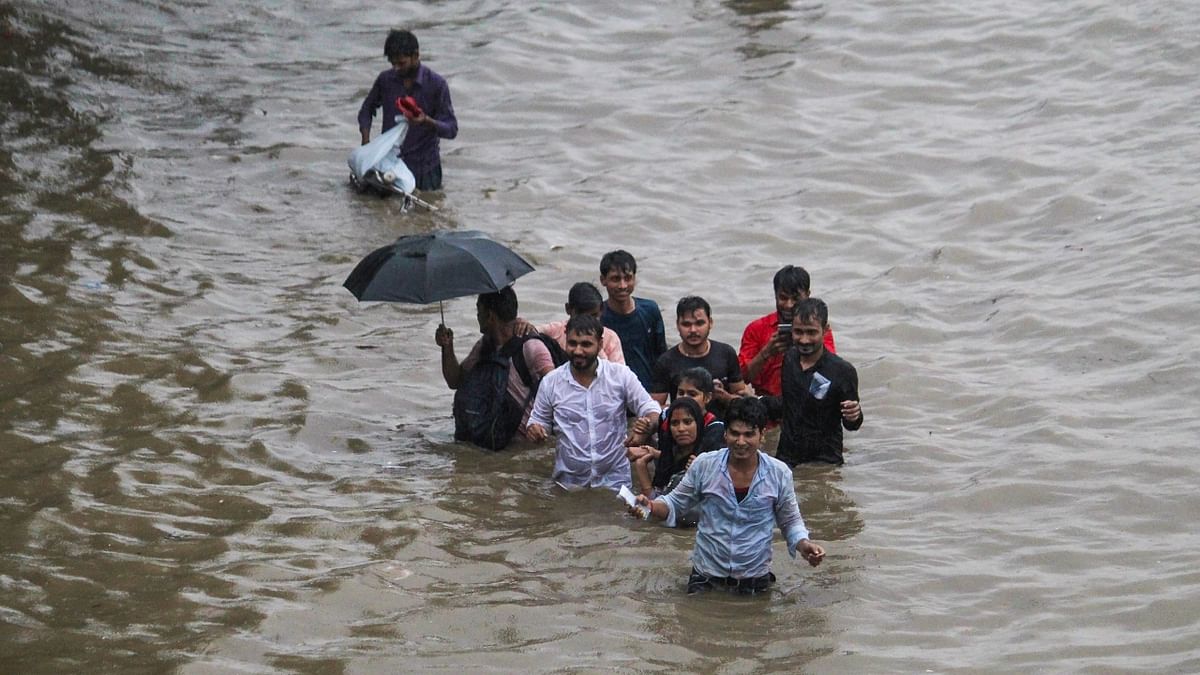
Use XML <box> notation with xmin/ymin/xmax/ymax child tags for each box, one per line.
<box><xmin>776</xmin><ymin>323</ymin><xmax>792</xmax><ymax>337</ymax></box>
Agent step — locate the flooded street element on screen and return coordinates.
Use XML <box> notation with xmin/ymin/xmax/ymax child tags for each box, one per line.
<box><xmin>2</xmin><ymin>0</ymin><xmax>1199</xmax><ymax>672</ymax></box>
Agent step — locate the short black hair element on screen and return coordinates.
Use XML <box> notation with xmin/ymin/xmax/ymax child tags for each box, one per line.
<box><xmin>566</xmin><ymin>282</ymin><xmax>603</xmax><ymax>313</ymax></box>
<box><xmin>599</xmin><ymin>250</ymin><xmax>637</xmax><ymax>277</ymax></box>
<box><xmin>478</xmin><ymin>286</ymin><xmax>518</xmax><ymax>322</ymax></box>
<box><xmin>725</xmin><ymin>396</ymin><xmax>768</xmax><ymax>431</ymax></box>
<box><xmin>773</xmin><ymin>265</ymin><xmax>811</xmax><ymax>296</ymax></box>
<box><xmin>565</xmin><ymin>313</ymin><xmax>604</xmax><ymax>339</ymax></box>
<box><xmin>676</xmin><ymin>366</ymin><xmax>715</xmax><ymax>395</ymax></box>
<box><xmin>792</xmin><ymin>297</ymin><xmax>829</xmax><ymax>327</ymax></box>
<box><xmin>384</xmin><ymin>30</ymin><xmax>419</xmax><ymax>60</ymax></box>
<box><xmin>676</xmin><ymin>295</ymin><xmax>711</xmax><ymax>320</ymax></box>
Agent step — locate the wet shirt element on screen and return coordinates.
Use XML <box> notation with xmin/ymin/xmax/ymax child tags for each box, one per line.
<box><xmin>738</xmin><ymin>312</ymin><xmax>837</xmax><ymax>397</ymax></box>
<box><xmin>659</xmin><ymin>449</ymin><xmax>810</xmax><ymax>580</ymax></box>
<box><xmin>357</xmin><ymin>64</ymin><xmax>458</xmax><ymax>175</ymax></box>
<box><xmin>763</xmin><ymin>349</ymin><xmax>862</xmax><ymax>465</ymax></box>
<box><xmin>601</xmin><ymin>297</ymin><xmax>667</xmax><ymax>390</ymax></box>
<box><xmin>650</xmin><ymin>340</ymin><xmax>743</xmax><ymax>397</ymax></box>
<box><xmin>528</xmin><ymin>359</ymin><xmax>661</xmax><ymax>489</ymax></box>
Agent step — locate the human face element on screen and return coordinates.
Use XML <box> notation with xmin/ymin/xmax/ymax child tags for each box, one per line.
<box><xmin>676</xmin><ymin>309</ymin><xmax>712</xmax><ymax>349</ymax></box>
<box><xmin>565</xmin><ymin>329</ymin><xmax>601</xmax><ymax>373</ymax></box>
<box><xmin>600</xmin><ymin>268</ymin><xmax>636</xmax><ymax>305</ymax></box>
<box><xmin>669</xmin><ymin>407</ymin><xmax>698</xmax><ymax>449</ymax></box>
<box><xmin>791</xmin><ymin>317</ymin><xmax>826</xmax><ymax>357</ymax></box>
<box><xmin>390</xmin><ymin>52</ymin><xmax>420</xmax><ymax>79</ymax></box>
<box><xmin>725</xmin><ymin>420</ymin><xmax>763</xmax><ymax>460</ymax></box>
<box><xmin>674</xmin><ymin>380</ymin><xmax>711</xmax><ymax>412</ymax></box>
<box><xmin>775</xmin><ymin>289</ymin><xmax>808</xmax><ymax>323</ymax></box>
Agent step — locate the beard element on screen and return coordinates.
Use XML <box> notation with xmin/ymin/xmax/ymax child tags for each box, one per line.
<box><xmin>571</xmin><ymin>353</ymin><xmax>598</xmax><ymax>373</ymax></box>
<box><xmin>794</xmin><ymin>342</ymin><xmax>819</xmax><ymax>356</ymax></box>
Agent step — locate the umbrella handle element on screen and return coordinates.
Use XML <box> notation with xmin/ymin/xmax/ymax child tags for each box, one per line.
<box><xmin>439</xmin><ymin>300</ymin><xmax>444</xmax><ymax>325</ymax></box>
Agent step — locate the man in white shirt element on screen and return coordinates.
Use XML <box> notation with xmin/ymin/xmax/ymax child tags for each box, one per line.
<box><xmin>527</xmin><ymin>314</ymin><xmax>661</xmax><ymax>489</ymax></box>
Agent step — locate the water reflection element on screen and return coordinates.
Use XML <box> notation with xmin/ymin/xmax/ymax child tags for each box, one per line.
<box><xmin>722</xmin><ymin>0</ymin><xmax>826</xmax><ymax>63</ymax></box>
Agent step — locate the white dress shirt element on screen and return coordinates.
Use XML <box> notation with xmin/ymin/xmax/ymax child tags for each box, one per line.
<box><xmin>529</xmin><ymin>359</ymin><xmax>661</xmax><ymax>489</ymax></box>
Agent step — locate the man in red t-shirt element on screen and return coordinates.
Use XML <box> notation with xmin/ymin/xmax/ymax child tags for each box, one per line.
<box><xmin>738</xmin><ymin>265</ymin><xmax>837</xmax><ymax>397</ymax></box>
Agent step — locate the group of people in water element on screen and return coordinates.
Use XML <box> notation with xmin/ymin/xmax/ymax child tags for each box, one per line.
<box><xmin>430</xmin><ymin>250</ymin><xmax>863</xmax><ymax>594</ymax></box>
<box><xmin>359</xmin><ymin>30</ymin><xmax>863</xmax><ymax>595</ymax></box>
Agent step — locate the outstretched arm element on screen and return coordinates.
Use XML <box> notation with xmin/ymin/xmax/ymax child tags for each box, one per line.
<box><xmin>435</xmin><ymin>324</ymin><xmax>464</xmax><ymax>389</ymax></box>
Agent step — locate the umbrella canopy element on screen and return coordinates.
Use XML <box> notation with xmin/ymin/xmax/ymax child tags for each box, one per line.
<box><xmin>343</xmin><ymin>230</ymin><xmax>535</xmax><ymax>304</ymax></box>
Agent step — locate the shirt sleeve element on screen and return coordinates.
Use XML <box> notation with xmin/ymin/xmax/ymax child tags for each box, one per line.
<box><xmin>523</xmin><ymin>338</ymin><xmax>555</xmax><ymax>378</ymax></box>
<box><xmin>738</xmin><ymin>318</ymin><xmax>768</xmax><ymax>374</ymax></box>
<box><xmin>650</xmin><ymin>309</ymin><xmax>668</xmax><ymax>360</ymax></box>
<box><xmin>626</xmin><ymin>368</ymin><xmax>663</xmax><ymax>418</ymax></box>
<box><xmin>432</xmin><ymin>77</ymin><xmax>458</xmax><ymax>140</ymax></box>
<box><xmin>528</xmin><ymin>373</ymin><xmax>554</xmax><ymax>428</ymax></box>
<box><xmin>773</xmin><ymin>465</ymin><xmax>810</xmax><ymax>557</ymax></box>
<box><xmin>840</xmin><ymin>362</ymin><xmax>863</xmax><ymax>431</ymax></box>
<box><xmin>603</xmin><ymin>328</ymin><xmax>625</xmax><ymax>365</ymax></box>
<box><xmin>659</xmin><ymin>458</ymin><xmax>705</xmax><ymax>528</ymax></box>
<box><xmin>358</xmin><ymin>73</ymin><xmax>383</xmax><ymax>132</ymax></box>
<box><xmin>720</xmin><ymin>343</ymin><xmax>744</xmax><ymax>384</ymax></box>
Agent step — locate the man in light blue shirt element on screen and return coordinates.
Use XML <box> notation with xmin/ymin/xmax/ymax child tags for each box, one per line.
<box><xmin>633</xmin><ymin>397</ymin><xmax>825</xmax><ymax>594</ymax></box>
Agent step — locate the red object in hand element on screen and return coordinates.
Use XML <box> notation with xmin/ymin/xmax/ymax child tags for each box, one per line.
<box><xmin>396</xmin><ymin>96</ymin><xmax>424</xmax><ymax>120</ymax></box>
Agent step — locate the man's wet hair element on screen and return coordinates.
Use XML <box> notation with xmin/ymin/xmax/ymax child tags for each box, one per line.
<box><xmin>773</xmin><ymin>265</ymin><xmax>812</xmax><ymax>296</ymax></box>
<box><xmin>478</xmin><ymin>286</ymin><xmax>518</xmax><ymax>322</ymax></box>
<box><xmin>565</xmin><ymin>313</ymin><xmax>604</xmax><ymax>339</ymax></box>
<box><xmin>599</xmin><ymin>250</ymin><xmax>637</xmax><ymax>277</ymax></box>
<box><xmin>676</xmin><ymin>366</ymin><xmax>715</xmax><ymax>395</ymax></box>
<box><xmin>566</xmin><ymin>282</ymin><xmax>604</xmax><ymax>313</ymax></box>
<box><xmin>792</xmin><ymin>297</ymin><xmax>829</xmax><ymax>327</ymax></box>
<box><xmin>725</xmin><ymin>396</ymin><xmax>768</xmax><ymax>431</ymax></box>
<box><xmin>676</xmin><ymin>295</ymin><xmax>711</xmax><ymax>320</ymax></box>
<box><xmin>385</xmin><ymin>29</ymin><xmax>419</xmax><ymax>60</ymax></box>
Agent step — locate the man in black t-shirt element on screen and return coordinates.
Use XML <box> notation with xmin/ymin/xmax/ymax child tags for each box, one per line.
<box><xmin>651</xmin><ymin>296</ymin><xmax>747</xmax><ymax>414</ymax></box>
<box><xmin>762</xmin><ymin>298</ymin><xmax>863</xmax><ymax>465</ymax></box>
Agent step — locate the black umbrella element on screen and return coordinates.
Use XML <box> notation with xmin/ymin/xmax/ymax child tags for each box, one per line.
<box><xmin>343</xmin><ymin>230</ymin><xmax>535</xmax><ymax>321</ymax></box>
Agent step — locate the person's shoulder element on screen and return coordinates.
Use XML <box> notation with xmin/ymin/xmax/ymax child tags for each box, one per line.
<box><xmin>692</xmin><ymin>448</ymin><xmax>728</xmax><ymax>470</ymax></box>
<box><xmin>759</xmin><ymin>451</ymin><xmax>793</xmax><ymax>475</ymax></box>
<box><xmin>711</xmin><ymin>340</ymin><xmax>738</xmax><ymax>358</ymax></box>
<box><xmin>820</xmin><ymin>350</ymin><xmax>856</xmax><ymax>371</ymax></box>
<box><xmin>418</xmin><ymin>64</ymin><xmax>449</xmax><ymax>86</ymax></box>
<box><xmin>745</xmin><ymin>312</ymin><xmax>775</xmax><ymax>331</ymax></box>
<box><xmin>539</xmin><ymin>361</ymin><xmax>570</xmax><ymax>384</ymax></box>
<box><xmin>634</xmin><ymin>297</ymin><xmax>662</xmax><ymax>313</ymax></box>
<box><xmin>655</xmin><ymin>345</ymin><xmax>682</xmax><ymax>363</ymax></box>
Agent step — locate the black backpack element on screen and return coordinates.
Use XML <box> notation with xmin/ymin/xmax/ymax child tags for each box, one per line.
<box><xmin>452</xmin><ymin>334</ymin><xmax>568</xmax><ymax>451</ymax></box>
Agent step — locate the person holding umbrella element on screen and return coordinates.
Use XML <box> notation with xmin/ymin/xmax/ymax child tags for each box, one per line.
<box><xmin>435</xmin><ymin>286</ymin><xmax>555</xmax><ymax>447</ymax></box>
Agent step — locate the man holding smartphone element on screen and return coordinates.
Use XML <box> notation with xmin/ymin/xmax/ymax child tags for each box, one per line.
<box><xmin>738</xmin><ymin>265</ymin><xmax>837</xmax><ymax>398</ymax></box>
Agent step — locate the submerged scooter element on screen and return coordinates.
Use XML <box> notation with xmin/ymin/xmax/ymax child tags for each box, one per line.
<box><xmin>347</xmin><ymin>119</ymin><xmax>437</xmax><ymax>211</ymax></box>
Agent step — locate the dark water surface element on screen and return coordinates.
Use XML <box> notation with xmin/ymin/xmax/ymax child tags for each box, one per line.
<box><xmin>2</xmin><ymin>0</ymin><xmax>1199</xmax><ymax>672</ymax></box>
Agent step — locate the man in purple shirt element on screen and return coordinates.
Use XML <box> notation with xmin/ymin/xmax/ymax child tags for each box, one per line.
<box><xmin>357</xmin><ymin>30</ymin><xmax>458</xmax><ymax>191</ymax></box>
